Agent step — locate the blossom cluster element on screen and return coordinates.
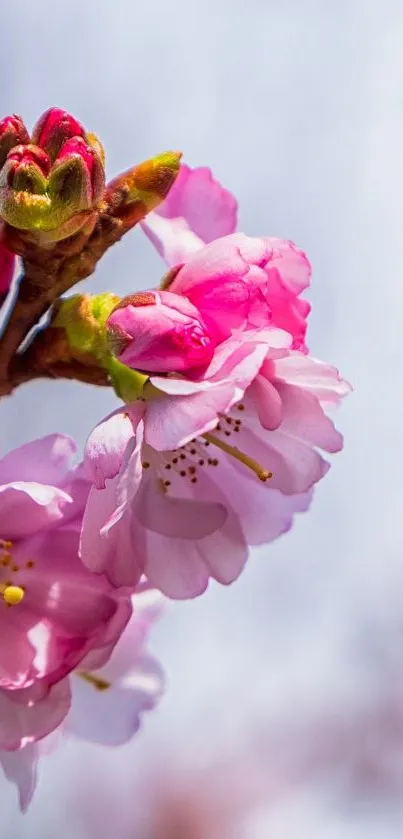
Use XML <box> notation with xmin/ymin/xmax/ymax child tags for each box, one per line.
<box><xmin>0</xmin><ymin>108</ymin><xmax>350</xmax><ymax>809</ymax></box>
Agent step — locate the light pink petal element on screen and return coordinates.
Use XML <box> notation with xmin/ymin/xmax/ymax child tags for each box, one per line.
<box><xmin>0</xmin><ymin>679</ymin><xmax>71</xmax><ymax>751</ymax></box>
<box><xmin>273</xmin><ymin>353</ymin><xmax>352</xmax><ymax>405</ymax></box>
<box><xmin>80</xmin><ymin>480</ymin><xmax>118</xmax><ymax>573</ymax></box>
<box><xmin>226</xmin><ymin>421</ymin><xmax>329</xmax><ymax>495</ymax></box>
<box><xmin>84</xmin><ymin>409</ymin><xmax>137</xmax><ymax>489</ymax></box>
<box><xmin>204</xmin><ymin>453</ymin><xmax>313</xmax><ymax>543</ymax></box>
<box><xmin>248</xmin><ymin>374</ymin><xmax>283</xmax><ymax>430</ymax></box>
<box><xmin>147</xmin><ymin>341</ymin><xmax>276</xmax><ymax>451</ymax></box>
<box><xmin>139</xmin><ymin>468</ymin><xmax>247</xmax><ymax>598</ymax></box>
<box><xmin>141</xmin><ymin>164</ymin><xmax>238</xmax><ymax>265</ymax></box>
<box><xmin>80</xmin><ymin>478</ymin><xmax>144</xmax><ymax>588</ymax></box>
<box><xmin>69</xmin><ymin>651</ymin><xmax>163</xmax><ymax>746</ymax></box>
<box><xmin>0</xmin><ymin>434</ymin><xmax>77</xmax><ymax>486</ymax></box>
<box><xmin>0</xmin><ymin>743</ymin><xmax>38</xmax><ymax>812</ymax></box>
<box><xmin>144</xmin><ymin>382</ymin><xmax>238</xmax><ymax>451</ymax></box>
<box><xmin>80</xmin><ymin>598</ymin><xmax>133</xmax><ymax>671</ymax></box>
<box><xmin>140</xmin><ymin>213</ymin><xmax>205</xmax><ymax>266</ymax></box>
<box><xmin>274</xmin><ymin>381</ymin><xmax>343</xmax><ymax>452</ymax></box>
<box><xmin>134</xmin><ymin>475</ymin><xmax>228</xmax><ymax>539</ymax></box>
<box><xmin>143</xmin><ymin>510</ymin><xmax>247</xmax><ymax>599</ymax></box>
<box><xmin>0</xmin><ymin>483</ymin><xmax>72</xmax><ymax>538</ymax></box>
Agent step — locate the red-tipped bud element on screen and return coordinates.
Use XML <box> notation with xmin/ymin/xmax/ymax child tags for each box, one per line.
<box><xmin>31</xmin><ymin>107</ymin><xmax>85</xmax><ymax>161</ymax></box>
<box><xmin>49</xmin><ymin>136</ymin><xmax>105</xmax><ymax>210</ymax></box>
<box><xmin>0</xmin><ymin>114</ymin><xmax>30</xmax><ymax>169</ymax></box>
<box><xmin>1</xmin><ymin>144</ymin><xmax>49</xmax><ymax>197</ymax></box>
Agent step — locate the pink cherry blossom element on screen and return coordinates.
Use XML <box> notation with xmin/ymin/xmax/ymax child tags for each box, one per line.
<box><xmin>0</xmin><ymin>434</ymin><xmax>127</xmax><ymax>690</ymax></box>
<box><xmin>169</xmin><ymin>234</ymin><xmax>311</xmax><ymax>350</ymax></box>
<box><xmin>81</xmin><ymin>329</ymin><xmax>349</xmax><ymax>598</ymax></box>
<box><xmin>107</xmin><ymin>289</ymin><xmax>215</xmax><ymax>373</ymax></box>
<box><xmin>67</xmin><ymin>587</ymin><xmax>164</xmax><ymax>745</ymax></box>
<box><xmin>0</xmin><ymin>588</ymin><xmax>164</xmax><ymax>810</ymax></box>
<box><xmin>140</xmin><ymin>164</ymin><xmax>310</xmax><ymax>351</ymax></box>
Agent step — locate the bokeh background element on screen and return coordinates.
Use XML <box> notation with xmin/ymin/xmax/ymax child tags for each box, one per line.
<box><xmin>0</xmin><ymin>0</ymin><xmax>402</xmax><ymax>835</ymax></box>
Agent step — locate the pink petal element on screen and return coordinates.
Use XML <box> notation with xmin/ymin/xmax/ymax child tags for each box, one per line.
<box><xmin>0</xmin><ymin>483</ymin><xmax>72</xmax><ymax>538</ymax></box>
<box><xmin>134</xmin><ymin>476</ymin><xmax>228</xmax><ymax>539</ymax></box>
<box><xmin>0</xmin><ymin>434</ymin><xmax>77</xmax><ymax>486</ymax></box>
<box><xmin>144</xmin><ymin>382</ymin><xmax>237</xmax><ymax>451</ymax></box>
<box><xmin>80</xmin><ymin>479</ymin><xmax>144</xmax><ymax>588</ymax></box>
<box><xmin>203</xmin><ymin>453</ymin><xmax>313</xmax><ymax>543</ymax></box>
<box><xmin>68</xmin><ymin>651</ymin><xmax>163</xmax><ymax>746</ymax></box>
<box><xmin>143</xmin><ymin>509</ymin><xmax>247</xmax><ymax>599</ymax></box>
<box><xmin>140</xmin><ymin>213</ymin><xmax>205</xmax><ymax>266</ymax></box>
<box><xmin>84</xmin><ymin>409</ymin><xmax>137</xmax><ymax>489</ymax></box>
<box><xmin>141</xmin><ymin>164</ymin><xmax>238</xmax><ymax>265</ymax></box>
<box><xmin>0</xmin><ymin>679</ymin><xmax>71</xmax><ymax>751</ymax></box>
<box><xmin>226</xmin><ymin>420</ymin><xmax>329</xmax><ymax>495</ymax></box>
<box><xmin>0</xmin><ymin>743</ymin><xmax>38</xmax><ymax>812</ymax></box>
<box><xmin>273</xmin><ymin>353</ymin><xmax>352</xmax><ymax>405</ymax></box>
<box><xmin>274</xmin><ymin>381</ymin><xmax>343</xmax><ymax>452</ymax></box>
<box><xmin>259</xmin><ymin>237</ymin><xmax>311</xmax><ymax>295</ymax></box>
<box><xmin>247</xmin><ymin>374</ymin><xmax>283</xmax><ymax>430</ymax></box>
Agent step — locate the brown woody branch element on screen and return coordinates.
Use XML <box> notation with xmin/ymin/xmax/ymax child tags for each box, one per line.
<box><xmin>0</xmin><ymin>351</ymin><xmax>110</xmax><ymax>397</ymax></box>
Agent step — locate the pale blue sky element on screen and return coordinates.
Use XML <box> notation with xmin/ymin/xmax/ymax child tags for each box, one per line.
<box><xmin>1</xmin><ymin>1</ymin><xmax>403</xmax><ymax>836</ymax></box>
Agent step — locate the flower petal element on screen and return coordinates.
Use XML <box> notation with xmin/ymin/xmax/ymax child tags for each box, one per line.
<box><xmin>0</xmin><ymin>434</ymin><xmax>76</xmax><ymax>486</ymax></box>
<box><xmin>134</xmin><ymin>476</ymin><xmax>228</xmax><ymax>539</ymax></box>
<box><xmin>0</xmin><ymin>483</ymin><xmax>72</xmax><ymax>538</ymax></box>
<box><xmin>84</xmin><ymin>409</ymin><xmax>137</xmax><ymax>490</ymax></box>
<box><xmin>0</xmin><ymin>743</ymin><xmax>38</xmax><ymax>812</ymax></box>
<box><xmin>141</xmin><ymin>164</ymin><xmax>238</xmax><ymax>265</ymax></box>
<box><xmin>0</xmin><ymin>679</ymin><xmax>71</xmax><ymax>751</ymax></box>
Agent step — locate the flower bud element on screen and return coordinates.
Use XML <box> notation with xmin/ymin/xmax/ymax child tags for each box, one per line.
<box><xmin>0</xmin><ymin>115</ymin><xmax>30</xmax><ymax>169</ymax></box>
<box><xmin>107</xmin><ymin>289</ymin><xmax>215</xmax><ymax>373</ymax></box>
<box><xmin>49</xmin><ymin>136</ymin><xmax>105</xmax><ymax>210</ymax></box>
<box><xmin>105</xmin><ymin>151</ymin><xmax>182</xmax><ymax>227</ymax></box>
<box><xmin>31</xmin><ymin>107</ymin><xmax>85</xmax><ymax>161</ymax></box>
<box><xmin>0</xmin><ymin>135</ymin><xmax>104</xmax><ymax>237</ymax></box>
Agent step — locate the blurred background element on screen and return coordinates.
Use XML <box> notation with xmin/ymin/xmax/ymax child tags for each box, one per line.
<box><xmin>0</xmin><ymin>0</ymin><xmax>402</xmax><ymax>835</ymax></box>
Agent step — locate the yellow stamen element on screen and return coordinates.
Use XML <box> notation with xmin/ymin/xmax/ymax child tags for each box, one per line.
<box><xmin>2</xmin><ymin>585</ymin><xmax>25</xmax><ymax>606</ymax></box>
<box><xmin>203</xmin><ymin>432</ymin><xmax>272</xmax><ymax>482</ymax></box>
<box><xmin>78</xmin><ymin>671</ymin><xmax>111</xmax><ymax>691</ymax></box>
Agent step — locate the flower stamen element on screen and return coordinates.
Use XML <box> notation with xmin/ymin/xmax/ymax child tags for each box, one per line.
<box><xmin>1</xmin><ymin>584</ymin><xmax>25</xmax><ymax>606</ymax></box>
<box><xmin>203</xmin><ymin>432</ymin><xmax>272</xmax><ymax>482</ymax></box>
<box><xmin>78</xmin><ymin>671</ymin><xmax>111</xmax><ymax>691</ymax></box>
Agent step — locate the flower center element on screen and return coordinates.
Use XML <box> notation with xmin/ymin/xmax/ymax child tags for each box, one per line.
<box><xmin>142</xmin><ymin>404</ymin><xmax>272</xmax><ymax>487</ymax></box>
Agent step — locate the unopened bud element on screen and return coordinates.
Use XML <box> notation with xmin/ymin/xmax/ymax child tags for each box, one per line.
<box><xmin>0</xmin><ymin>115</ymin><xmax>30</xmax><ymax>169</ymax></box>
<box><xmin>0</xmin><ymin>134</ymin><xmax>104</xmax><ymax>236</ymax></box>
<box><xmin>107</xmin><ymin>289</ymin><xmax>215</xmax><ymax>373</ymax></box>
<box><xmin>49</xmin><ymin>136</ymin><xmax>105</xmax><ymax>211</ymax></box>
<box><xmin>31</xmin><ymin>107</ymin><xmax>85</xmax><ymax>161</ymax></box>
<box><xmin>105</xmin><ymin>151</ymin><xmax>182</xmax><ymax>225</ymax></box>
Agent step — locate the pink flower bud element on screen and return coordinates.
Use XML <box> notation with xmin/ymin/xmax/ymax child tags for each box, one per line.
<box><xmin>31</xmin><ymin>107</ymin><xmax>85</xmax><ymax>161</ymax></box>
<box><xmin>52</xmin><ymin>136</ymin><xmax>105</xmax><ymax>205</ymax></box>
<box><xmin>0</xmin><ymin>114</ymin><xmax>30</xmax><ymax>168</ymax></box>
<box><xmin>1</xmin><ymin>144</ymin><xmax>49</xmax><ymax>197</ymax></box>
<box><xmin>107</xmin><ymin>290</ymin><xmax>215</xmax><ymax>373</ymax></box>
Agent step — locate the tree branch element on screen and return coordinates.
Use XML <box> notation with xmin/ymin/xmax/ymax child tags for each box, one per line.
<box><xmin>0</xmin><ymin>352</ymin><xmax>110</xmax><ymax>397</ymax></box>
